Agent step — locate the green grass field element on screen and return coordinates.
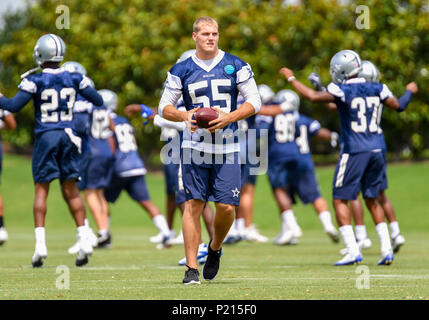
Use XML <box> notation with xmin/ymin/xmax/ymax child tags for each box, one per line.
<box><xmin>0</xmin><ymin>153</ymin><xmax>428</xmax><ymax>300</ymax></box>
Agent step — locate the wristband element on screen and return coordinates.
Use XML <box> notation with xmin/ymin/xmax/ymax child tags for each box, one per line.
<box><xmin>287</xmin><ymin>76</ymin><xmax>296</xmax><ymax>82</ymax></box>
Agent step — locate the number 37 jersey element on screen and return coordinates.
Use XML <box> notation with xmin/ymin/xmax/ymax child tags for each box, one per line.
<box><xmin>327</xmin><ymin>78</ymin><xmax>393</xmax><ymax>154</ymax></box>
<box><xmin>165</xmin><ymin>49</ymin><xmax>254</xmax><ymax>154</ymax></box>
<box><xmin>18</xmin><ymin>67</ymin><xmax>93</xmax><ymax>135</ymax></box>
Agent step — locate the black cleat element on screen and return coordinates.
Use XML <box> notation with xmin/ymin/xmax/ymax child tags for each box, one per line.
<box><xmin>32</xmin><ymin>258</ymin><xmax>44</xmax><ymax>268</ymax></box>
<box><xmin>202</xmin><ymin>241</ymin><xmax>222</xmax><ymax>281</ymax></box>
<box><xmin>96</xmin><ymin>232</ymin><xmax>112</xmax><ymax>249</ymax></box>
<box><xmin>75</xmin><ymin>251</ymin><xmax>90</xmax><ymax>267</ymax></box>
<box><xmin>183</xmin><ymin>266</ymin><xmax>201</xmax><ymax>285</ymax></box>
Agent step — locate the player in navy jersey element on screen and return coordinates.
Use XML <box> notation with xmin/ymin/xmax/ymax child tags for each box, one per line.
<box><xmin>280</xmin><ymin>49</ymin><xmax>415</xmax><ymax>266</ymax></box>
<box><xmin>0</xmin><ymin>34</ymin><xmax>103</xmax><ymax>267</ymax></box>
<box><xmin>292</xmin><ymin>108</ymin><xmax>339</xmax><ymax>243</ymax></box>
<box><xmin>0</xmin><ymin>109</ymin><xmax>16</xmax><ymax>245</ymax></box>
<box><xmin>257</xmin><ymin>90</ymin><xmax>303</xmax><ymax>245</ymax></box>
<box><xmin>158</xmin><ymin>16</ymin><xmax>261</xmax><ymax>284</ymax></box>
<box><xmin>102</xmin><ymin>91</ymin><xmax>172</xmax><ymax>248</ymax></box>
<box><xmin>61</xmin><ymin>62</ymin><xmax>110</xmax><ymax>253</ymax></box>
<box><xmin>77</xmin><ymin>88</ymin><xmax>115</xmax><ymax>249</ymax></box>
<box><xmin>309</xmin><ymin>61</ymin><xmax>418</xmax><ymax>255</ymax></box>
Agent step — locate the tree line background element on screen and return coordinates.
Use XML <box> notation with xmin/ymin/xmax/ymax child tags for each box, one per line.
<box><xmin>0</xmin><ymin>0</ymin><xmax>428</xmax><ymax>167</ymax></box>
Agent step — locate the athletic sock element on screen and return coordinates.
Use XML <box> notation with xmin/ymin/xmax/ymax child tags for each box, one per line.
<box><xmin>98</xmin><ymin>229</ymin><xmax>109</xmax><ymax>237</ymax></box>
<box><xmin>355</xmin><ymin>225</ymin><xmax>368</xmax><ymax>242</ymax></box>
<box><xmin>339</xmin><ymin>225</ymin><xmax>360</xmax><ymax>256</ymax></box>
<box><xmin>235</xmin><ymin>218</ymin><xmax>245</xmax><ymax>237</ymax></box>
<box><xmin>153</xmin><ymin>214</ymin><xmax>170</xmax><ymax>237</ymax></box>
<box><xmin>318</xmin><ymin>211</ymin><xmax>335</xmax><ymax>232</ymax></box>
<box><xmin>375</xmin><ymin>222</ymin><xmax>392</xmax><ymax>254</ymax></box>
<box><xmin>281</xmin><ymin>209</ymin><xmax>299</xmax><ymax>233</ymax></box>
<box><xmin>0</xmin><ymin>216</ymin><xmax>3</xmax><ymax>228</ymax></box>
<box><xmin>389</xmin><ymin>221</ymin><xmax>400</xmax><ymax>239</ymax></box>
<box><xmin>35</xmin><ymin>227</ymin><xmax>46</xmax><ymax>245</ymax></box>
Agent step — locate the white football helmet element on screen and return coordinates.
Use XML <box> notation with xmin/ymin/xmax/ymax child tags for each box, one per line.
<box><xmin>177</xmin><ymin>49</ymin><xmax>196</xmax><ymax>63</ymax></box>
<box><xmin>98</xmin><ymin>89</ymin><xmax>118</xmax><ymax>111</ymax></box>
<box><xmin>329</xmin><ymin>49</ymin><xmax>362</xmax><ymax>83</ymax></box>
<box><xmin>62</xmin><ymin>61</ymin><xmax>87</xmax><ymax>76</ymax></box>
<box><xmin>274</xmin><ymin>89</ymin><xmax>300</xmax><ymax>112</ymax></box>
<box><xmin>257</xmin><ymin>84</ymin><xmax>275</xmax><ymax>105</ymax></box>
<box><xmin>358</xmin><ymin>60</ymin><xmax>379</xmax><ymax>83</ymax></box>
<box><xmin>33</xmin><ymin>34</ymin><xmax>66</xmax><ymax>66</ymax></box>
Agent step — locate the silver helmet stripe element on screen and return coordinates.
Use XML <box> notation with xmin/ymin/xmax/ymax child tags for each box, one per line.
<box><xmin>49</xmin><ymin>34</ymin><xmax>62</xmax><ymax>57</ymax></box>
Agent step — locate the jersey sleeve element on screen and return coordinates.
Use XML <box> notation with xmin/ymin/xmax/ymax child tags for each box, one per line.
<box><xmin>18</xmin><ymin>77</ymin><xmax>37</xmax><ymax>94</ymax></box>
<box><xmin>236</xmin><ymin>63</ymin><xmax>254</xmax><ymax>84</ymax></box>
<box><xmin>327</xmin><ymin>82</ymin><xmax>345</xmax><ymax>103</ymax></box>
<box><xmin>380</xmin><ymin>83</ymin><xmax>393</xmax><ymax>101</ymax></box>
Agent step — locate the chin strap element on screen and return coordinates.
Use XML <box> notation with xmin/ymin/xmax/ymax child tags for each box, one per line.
<box><xmin>20</xmin><ymin>66</ymin><xmax>41</xmax><ymax>79</ymax></box>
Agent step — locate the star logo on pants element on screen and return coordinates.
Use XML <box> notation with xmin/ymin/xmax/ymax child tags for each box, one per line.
<box><xmin>231</xmin><ymin>187</ymin><xmax>240</xmax><ymax>198</ymax></box>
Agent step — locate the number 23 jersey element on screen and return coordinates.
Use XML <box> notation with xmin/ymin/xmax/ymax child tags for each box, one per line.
<box><xmin>18</xmin><ymin>67</ymin><xmax>92</xmax><ymax>135</ymax></box>
<box><xmin>327</xmin><ymin>78</ymin><xmax>393</xmax><ymax>154</ymax></box>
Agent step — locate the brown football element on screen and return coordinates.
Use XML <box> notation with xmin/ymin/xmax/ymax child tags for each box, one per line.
<box><xmin>195</xmin><ymin>108</ymin><xmax>219</xmax><ymax>128</ymax></box>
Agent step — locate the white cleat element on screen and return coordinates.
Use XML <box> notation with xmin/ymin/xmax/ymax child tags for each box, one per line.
<box><xmin>168</xmin><ymin>231</ymin><xmax>184</xmax><ymax>245</ymax></box>
<box><xmin>32</xmin><ymin>244</ymin><xmax>48</xmax><ymax>268</ymax></box>
<box><xmin>243</xmin><ymin>225</ymin><xmax>268</xmax><ymax>243</ymax></box>
<box><xmin>150</xmin><ymin>232</ymin><xmax>164</xmax><ymax>244</ymax></box>
<box><xmin>68</xmin><ymin>239</ymin><xmax>80</xmax><ymax>255</ymax></box>
<box><xmin>392</xmin><ymin>234</ymin><xmax>405</xmax><ymax>253</ymax></box>
<box><xmin>178</xmin><ymin>243</ymin><xmax>208</xmax><ymax>266</ymax></box>
<box><xmin>88</xmin><ymin>228</ymin><xmax>98</xmax><ymax>247</ymax></box>
<box><xmin>68</xmin><ymin>228</ymin><xmax>98</xmax><ymax>254</ymax></box>
<box><xmin>0</xmin><ymin>227</ymin><xmax>8</xmax><ymax>245</ymax></box>
<box><xmin>273</xmin><ymin>230</ymin><xmax>296</xmax><ymax>245</ymax></box>
<box><xmin>378</xmin><ymin>250</ymin><xmax>394</xmax><ymax>265</ymax></box>
<box><xmin>357</xmin><ymin>238</ymin><xmax>372</xmax><ymax>250</ymax></box>
<box><xmin>334</xmin><ymin>253</ymin><xmax>362</xmax><ymax>266</ymax></box>
<box><xmin>292</xmin><ymin>227</ymin><xmax>303</xmax><ymax>239</ymax></box>
<box><xmin>325</xmin><ymin>228</ymin><xmax>340</xmax><ymax>243</ymax></box>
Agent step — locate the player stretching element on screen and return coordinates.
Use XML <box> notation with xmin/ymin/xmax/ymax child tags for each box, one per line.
<box><xmin>280</xmin><ymin>50</ymin><xmax>414</xmax><ymax>265</ymax></box>
<box><xmin>0</xmin><ymin>34</ymin><xmax>102</xmax><ymax>267</ymax></box>
<box><xmin>0</xmin><ymin>109</ymin><xmax>16</xmax><ymax>245</ymax></box>
<box><xmin>309</xmin><ymin>60</ymin><xmax>417</xmax><ymax>254</ymax></box>
<box><xmin>158</xmin><ymin>16</ymin><xmax>261</xmax><ymax>284</ymax></box>
<box><xmin>102</xmin><ymin>90</ymin><xmax>173</xmax><ymax>248</ymax></box>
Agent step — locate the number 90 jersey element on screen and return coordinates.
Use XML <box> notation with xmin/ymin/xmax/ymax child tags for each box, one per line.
<box><xmin>165</xmin><ymin>50</ymin><xmax>254</xmax><ymax>154</ymax></box>
<box><xmin>18</xmin><ymin>68</ymin><xmax>93</xmax><ymax>135</ymax></box>
<box><xmin>327</xmin><ymin>78</ymin><xmax>393</xmax><ymax>154</ymax></box>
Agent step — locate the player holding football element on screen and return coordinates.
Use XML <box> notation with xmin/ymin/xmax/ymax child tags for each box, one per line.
<box><xmin>158</xmin><ymin>16</ymin><xmax>261</xmax><ymax>284</ymax></box>
<box><xmin>280</xmin><ymin>49</ymin><xmax>415</xmax><ymax>265</ymax></box>
<box><xmin>0</xmin><ymin>34</ymin><xmax>103</xmax><ymax>267</ymax></box>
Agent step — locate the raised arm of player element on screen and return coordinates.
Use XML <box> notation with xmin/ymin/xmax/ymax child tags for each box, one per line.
<box><xmin>0</xmin><ymin>91</ymin><xmax>33</xmax><ymax>113</ymax></box>
<box><xmin>396</xmin><ymin>82</ymin><xmax>418</xmax><ymax>112</ymax></box>
<box><xmin>279</xmin><ymin>68</ymin><xmax>335</xmax><ymax>103</ymax></box>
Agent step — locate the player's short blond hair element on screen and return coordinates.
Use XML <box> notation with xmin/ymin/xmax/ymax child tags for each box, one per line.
<box><xmin>193</xmin><ymin>16</ymin><xmax>218</xmax><ymax>33</ymax></box>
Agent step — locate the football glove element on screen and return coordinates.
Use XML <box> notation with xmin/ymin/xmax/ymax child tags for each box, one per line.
<box><xmin>308</xmin><ymin>72</ymin><xmax>326</xmax><ymax>92</ymax></box>
<box><xmin>140</xmin><ymin>104</ymin><xmax>154</xmax><ymax>125</ymax></box>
